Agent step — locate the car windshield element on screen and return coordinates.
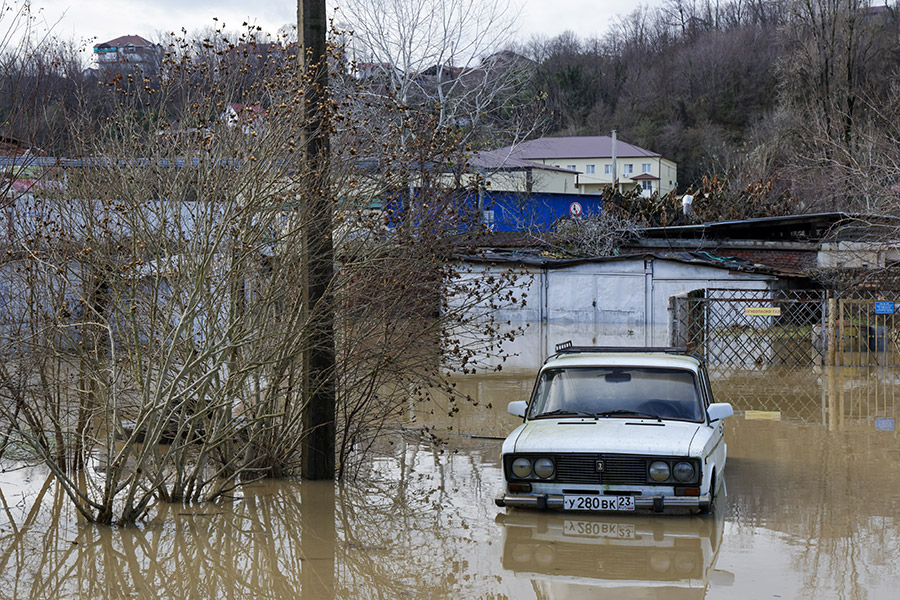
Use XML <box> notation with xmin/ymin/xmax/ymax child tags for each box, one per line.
<box><xmin>528</xmin><ymin>367</ymin><xmax>703</xmax><ymax>422</ymax></box>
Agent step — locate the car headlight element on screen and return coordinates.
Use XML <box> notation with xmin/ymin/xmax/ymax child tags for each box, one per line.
<box><xmin>534</xmin><ymin>457</ymin><xmax>555</xmax><ymax>479</ymax></box>
<box><xmin>511</xmin><ymin>544</ymin><xmax>533</xmax><ymax>563</ymax></box>
<box><xmin>649</xmin><ymin>460</ymin><xmax>670</xmax><ymax>482</ymax></box>
<box><xmin>511</xmin><ymin>457</ymin><xmax>533</xmax><ymax>478</ymax></box>
<box><xmin>673</xmin><ymin>461</ymin><xmax>696</xmax><ymax>483</ymax></box>
<box><xmin>648</xmin><ymin>551</ymin><xmax>672</xmax><ymax>573</ymax></box>
<box><xmin>674</xmin><ymin>552</ymin><xmax>697</xmax><ymax>574</ymax></box>
<box><xmin>533</xmin><ymin>544</ymin><xmax>556</xmax><ymax>567</ymax></box>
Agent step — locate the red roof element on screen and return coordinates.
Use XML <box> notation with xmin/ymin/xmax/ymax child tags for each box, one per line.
<box><xmin>94</xmin><ymin>35</ymin><xmax>154</xmax><ymax>49</ymax></box>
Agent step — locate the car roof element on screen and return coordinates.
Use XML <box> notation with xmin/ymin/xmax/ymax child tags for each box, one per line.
<box><xmin>541</xmin><ymin>351</ymin><xmax>703</xmax><ymax>372</ymax></box>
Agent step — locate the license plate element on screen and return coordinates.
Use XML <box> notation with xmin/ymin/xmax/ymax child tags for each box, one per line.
<box><xmin>563</xmin><ymin>495</ymin><xmax>635</xmax><ymax>511</ymax></box>
<box><xmin>564</xmin><ymin>520</ymin><xmax>636</xmax><ymax>539</ymax></box>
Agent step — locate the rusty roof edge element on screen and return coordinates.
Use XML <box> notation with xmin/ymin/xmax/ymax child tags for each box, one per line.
<box><xmin>455</xmin><ymin>250</ymin><xmax>806</xmax><ymax>278</ymax></box>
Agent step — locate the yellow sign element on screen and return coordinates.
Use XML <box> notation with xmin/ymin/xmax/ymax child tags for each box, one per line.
<box><xmin>744</xmin><ymin>307</ymin><xmax>781</xmax><ymax>317</ymax></box>
<box><xmin>744</xmin><ymin>410</ymin><xmax>782</xmax><ymax>421</ymax></box>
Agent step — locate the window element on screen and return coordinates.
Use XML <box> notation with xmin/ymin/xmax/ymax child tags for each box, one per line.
<box><xmin>604</xmin><ymin>165</ymin><xmax>611</xmax><ymax>174</ymax></box>
<box><xmin>642</xmin><ymin>181</ymin><xmax>652</xmax><ymax>191</ymax></box>
<box><xmin>585</xmin><ymin>164</ymin><xmax>595</xmax><ymax>174</ymax></box>
<box><xmin>567</xmin><ymin>164</ymin><xmax>576</xmax><ymax>171</ymax></box>
<box><xmin>642</xmin><ymin>163</ymin><xmax>651</xmax><ymax>174</ymax></box>
<box><xmin>529</xmin><ymin>367</ymin><xmax>703</xmax><ymax>422</ymax></box>
<box><xmin>624</xmin><ymin>163</ymin><xmax>633</xmax><ymax>175</ymax></box>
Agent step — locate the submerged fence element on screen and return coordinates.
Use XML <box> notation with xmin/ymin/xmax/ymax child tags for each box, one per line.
<box><xmin>671</xmin><ymin>288</ymin><xmax>900</xmax><ymax>430</ymax></box>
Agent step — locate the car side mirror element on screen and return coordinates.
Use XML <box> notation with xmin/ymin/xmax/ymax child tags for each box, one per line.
<box><xmin>707</xmin><ymin>403</ymin><xmax>734</xmax><ymax>422</ymax></box>
<box><xmin>507</xmin><ymin>401</ymin><xmax>527</xmax><ymax>418</ymax></box>
<box><xmin>710</xmin><ymin>569</ymin><xmax>735</xmax><ymax>587</ymax></box>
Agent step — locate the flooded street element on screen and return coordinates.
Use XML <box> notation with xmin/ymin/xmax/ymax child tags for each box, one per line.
<box><xmin>2</xmin><ymin>362</ymin><xmax>900</xmax><ymax>599</ymax></box>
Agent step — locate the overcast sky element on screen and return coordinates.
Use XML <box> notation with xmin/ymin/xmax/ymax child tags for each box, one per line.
<box><xmin>33</xmin><ymin>0</ymin><xmax>666</xmax><ymax>56</ymax></box>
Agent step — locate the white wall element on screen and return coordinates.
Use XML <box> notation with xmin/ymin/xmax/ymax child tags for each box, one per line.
<box><xmin>454</xmin><ymin>257</ymin><xmax>777</xmax><ymax>370</ymax></box>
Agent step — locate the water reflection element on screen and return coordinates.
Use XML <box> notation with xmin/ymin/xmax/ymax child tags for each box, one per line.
<box><xmin>0</xmin><ymin>437</ymin><xmax>524</xmax><ymax>600</ymax></box>
<box><xmin>3</xmin><ymin>347</ymin><xmax>900</xmax><ymax>598</ymax></box>
<box><xmin>0</xmin><ymin>475</ymin><xmax>318</xmax><ymax>599</ymax></box>
<box><xmin>497</xmin><ymin>508</ymin><xmax>730</xmax><ymax>599</ymax></box>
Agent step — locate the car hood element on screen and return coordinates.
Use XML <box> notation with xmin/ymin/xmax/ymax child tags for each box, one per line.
<box><xmin>511</xmin><ymin>418</ymin><xmax>703</xmax><ymax>456</ymax></box>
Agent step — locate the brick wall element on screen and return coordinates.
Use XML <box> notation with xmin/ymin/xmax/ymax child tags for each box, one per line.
<box><xmin>624</xmin><ymin>243</ymin><xmax>818</xmax><ymax>273</ymax></box>
<box><xmin>717</xmin><ymin>248</ymin><xmax>817</xmax><ymax>272</ymax></box>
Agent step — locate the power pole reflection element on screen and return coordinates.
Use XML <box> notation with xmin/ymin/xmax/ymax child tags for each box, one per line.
<box><xmin>300</xmin><ymin>480</ymin><xmax>336</xmax><ymax>598</ymax></box>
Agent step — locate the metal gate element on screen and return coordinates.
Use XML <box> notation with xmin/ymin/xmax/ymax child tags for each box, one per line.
<box><xmin>671</xmin><ymin>289</ymin><xmax>900</xmax><ymax>429</ymax></box>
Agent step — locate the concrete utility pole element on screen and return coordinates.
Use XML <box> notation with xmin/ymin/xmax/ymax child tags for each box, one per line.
<box><xmin>611</xmin><ymin>129</ymin><xmax>618</xmax><ymax>193</ymax></box>
<box><xmin>299</xmin><ymin>0</ymin><xmax>336</xmax><ymax>480</ymax></box>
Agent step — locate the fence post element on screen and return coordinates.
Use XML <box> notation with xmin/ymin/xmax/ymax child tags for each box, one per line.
<box><xmin>827</xmin><ymin>294</ymin><xmax>836</xmax><ymax>368</ymax></box>
<box><xmin>826</xmin><ymin>293</ymin><xmax>837</xmax><ymax>431</ymax></box>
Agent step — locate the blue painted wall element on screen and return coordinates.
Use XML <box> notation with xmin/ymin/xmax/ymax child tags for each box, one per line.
<box><xmin>479</xmin><ymin>192</ymin><xmax>603</xmax><ymax>232</ymax></box>
<box><xmin>379</xmin><ymin>190</ymin><xmax>603</xmax><ymax>233</ymax></box>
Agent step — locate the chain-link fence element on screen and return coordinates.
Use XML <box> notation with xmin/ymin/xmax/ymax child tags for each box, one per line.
<box><xmin>671</xmin><ymin>288</ymin><xmax>900</xmax><ymax>429</ymax></box>
<box><xmin>671</xmin><ymin>288</ymin><xmax>827</xmax><ymax>367</ymax></box>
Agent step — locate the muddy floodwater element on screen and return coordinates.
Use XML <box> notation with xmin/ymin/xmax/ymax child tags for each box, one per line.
<box><xmin>2</xmin><ymin>364</ymin><xmax>900</xmax><ymax>599</ymax></box>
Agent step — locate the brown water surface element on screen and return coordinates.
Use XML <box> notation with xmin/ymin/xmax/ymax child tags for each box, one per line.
<box><xmin>1</xmin><ymin>366</ymin><xmax>899</xmax><ymax>599</ymax></box>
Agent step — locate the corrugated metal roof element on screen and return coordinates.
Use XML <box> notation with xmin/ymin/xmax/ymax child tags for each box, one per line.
<box><xmin>642</xmin><ymin>212</ymin><xmax>872</xmax><ymax>240</ymax></box>
<box><xmin>456</xmin><ymin>250</ymin><xmax>802</xmax><ymax>277</ymax></box>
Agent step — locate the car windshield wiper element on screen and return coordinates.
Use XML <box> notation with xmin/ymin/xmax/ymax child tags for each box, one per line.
<box><xmin>595</xmin><ymin>409</ymin><xmax>662</xmax><ymax>422</ymax></box>
<box><xmin>533</xmin><ymin>409</ymin><xmax>597</xmax><ymax>419</ymax></box>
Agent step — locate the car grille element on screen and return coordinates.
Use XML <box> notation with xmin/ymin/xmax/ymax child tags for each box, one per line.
<box><xmin>555</xmin><ymin>453</ymin><xmax>648</xmax><ymax>485</ymax></box>
<box><xmin>504</xmin><ymin>544</ymin><xmax>701</xmax><ymax>580</ymax></box>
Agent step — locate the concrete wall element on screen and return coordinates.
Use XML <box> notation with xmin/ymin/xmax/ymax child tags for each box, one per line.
<box><xmin>818</xmin><ymin>241</ymin><xmax>900</xmax><ymax>269</ymax></box>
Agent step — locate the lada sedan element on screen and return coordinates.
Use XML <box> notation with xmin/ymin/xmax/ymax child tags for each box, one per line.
<box><xmin>495</xmin><ymin>344</ymin><xmax>733</xmax><ymax>514</ymax></box>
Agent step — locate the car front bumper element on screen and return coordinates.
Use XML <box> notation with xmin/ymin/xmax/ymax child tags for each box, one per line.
<box><xmin>495</xmin><ymin>492</ymin><xmax>711</xmax><ymax>513</ymax></box>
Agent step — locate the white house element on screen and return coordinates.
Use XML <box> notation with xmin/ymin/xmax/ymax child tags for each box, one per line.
<box><xmin>493</xmin><ymin>136</ymin><xmax>678</xmax><ymax>197</ymax></box>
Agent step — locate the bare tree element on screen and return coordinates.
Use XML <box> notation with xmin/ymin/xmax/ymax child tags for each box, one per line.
<box><xmin>0</xmin><ymin>19</ymin><xmax>523</xmax><ymax>523</ymax></box>
<box><xmin>338</xmin><ymin>0</ymin><xmax>541</xmax><ymax>146</ymax></box>
<box><xmin>546</xmin><ymin>209</ymin><xmax>641</xmax><ymax>257</ymax></box>
<box><xmin>777</xmin><ymin>0</ymin><xmax>899</xmax><ymax>210</ymax></box>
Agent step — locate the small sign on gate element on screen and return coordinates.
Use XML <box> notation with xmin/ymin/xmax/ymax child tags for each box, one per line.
<box><xmin>744</xmin><ymin>306</ymin><xmax>781</xmax><ymax>317</ymax></box>
<box><xmin>874</xmin><ymin>301</ymin><xmax>895</xmax><ymax>315</ymax></box>
<box><xmin>876</xmin><ymin>417</ymin><xmax>895</xmax><ymax>431</ymax></box>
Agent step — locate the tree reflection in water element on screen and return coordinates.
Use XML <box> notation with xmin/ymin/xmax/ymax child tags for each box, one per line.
<box><xmin>0</xmin><ymin>435</ymin><xmax>511</xmax><ymax>599</ymax></box>
<box><xmin>4</xmin><ymin>366</ymin><xmax>900</xmax><ymax>599</ymax></box>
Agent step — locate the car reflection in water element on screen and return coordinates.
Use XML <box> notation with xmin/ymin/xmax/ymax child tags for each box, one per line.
<box><xmin>496</xmin><ymin>498</ymin><xmax>734</xmax><ymax>599</ymax></box>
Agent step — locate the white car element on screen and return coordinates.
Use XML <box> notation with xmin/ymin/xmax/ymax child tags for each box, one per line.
<box><xmin>495</xmin><ymin>344</ymin><xmax>733</xmax><ymax>514</ymax></box>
